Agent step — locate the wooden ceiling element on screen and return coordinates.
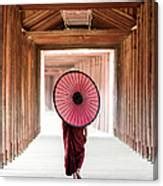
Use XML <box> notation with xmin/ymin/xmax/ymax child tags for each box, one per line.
<box><xmin>18</xmin><ymin>2</ymin><xmax>141</xmax><ymax>49</ymax></box>
<box><xmin>20</xmin><ymin>4</ymin><xmax>137</xmax><ymax>31</ymax></box>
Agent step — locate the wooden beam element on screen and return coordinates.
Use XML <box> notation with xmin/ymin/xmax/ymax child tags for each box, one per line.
<box><xmin>45</xmin><ymin>69</ymin><xmax>59</xmax><ymax>73</ymax></box>
<box><xmin>45</xmin><ymin>65</ymin><xmax>73</xmax><ymax>69</ymax></box>
<box><xmin>93</xmin><ymin>9</ymin><xmax>135</xmax><ymax>32</ymax></box>
<box><xmin>106</xmin><ymin>9</ymin><xmax>136</xmax><ymax>25</ymax></box>
<box><xmin>19</xmin><ymin>2</ymin><xmax>141</xmax><ymax>10</ymax></box>
<box><xmin>45</xmin><ymin>59</ymin><xmax>82</xmax><ymax>66</ymax></box>
<box><xmin>23</xmin><ymin>10</ymin><xmax>57</xmax><ymax>28</ymax></box>
<box><xmin>26</xmin><ymin>29</ymin><xmax>129</xmax><ymax>47</ymax></box>
<box><xmin>34</xmin><ymin>13</ymin><xmax>62</xmax><ymax>31</ymax></box>
<box><xmin>30</xmin><ymin>11</ymin><xmax>61</xmax><ymax>31</ymax></box>
<box><xmin>45</xmin><ymin>72</ymin><xmax>60</xmax><ymax>76</ymax></box>
<box><xmin>92</xmin><ymin>15</ymin><xmax>115</xmax><ymax>29</ymax></box>
<box><xmin>45</xmin><ymin>54</ymin><xmax>111</xmax><ymax>67</ymax></box>
<box><xmin>23</xmin><ymin>10</ymin><xmax>43</xmax><ymax>25</ymax></box>
<box><xmin>111</xmin><ymin>8</ymin><xmax>136</xmax><ymax>21</ymax></box>
<box><xmin>27</xmin><ymin>29</ymin><xmax>127</xmax><ymax>36</ymax></box>
<box><xmin>45</xmin><ymin>67</ymin><xmax>70</xmax><ymax>76</ymax></box>
<box><xmin>39</xmin><ymin>44</ymin><xmax>119</xmax><ymax>50</ymax></box>
<box><xmin>93</xmin><ymin>10</ymin><xmax>128</xmax><ymax>32</ymax></box>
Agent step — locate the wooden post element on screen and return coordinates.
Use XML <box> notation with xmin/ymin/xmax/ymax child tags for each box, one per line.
<box><xmin>0</xmin><ymin>5</ymin><xmax>3</xmax><ymax>168</ymax></box>
<box><xmin>1</xmin><ymin>6</ymin><xmax>41</xmax><ymax>167</ymax></box>
<box><xmin>116</xmin><ymin>1</ymin><xmax>157</xmax><ymax>162</ymax></box>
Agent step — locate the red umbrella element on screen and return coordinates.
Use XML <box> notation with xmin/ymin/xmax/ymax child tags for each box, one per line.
<box><xmin>53</xmin><ymin>70</ymin><xmax>100</xmax><ymax>127</ymax></box>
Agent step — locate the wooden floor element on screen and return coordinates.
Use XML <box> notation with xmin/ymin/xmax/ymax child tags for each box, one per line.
<box><xmin>0</xmin><ymin>133</ymin><xmax>153</xmax><ymax>180</ymax></box>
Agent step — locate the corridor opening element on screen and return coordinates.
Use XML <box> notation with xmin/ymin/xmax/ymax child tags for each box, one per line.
<box><xmin>40</xmin><ymin>49</ymin><xmax>116</xmax><ymax>137</ymax></box>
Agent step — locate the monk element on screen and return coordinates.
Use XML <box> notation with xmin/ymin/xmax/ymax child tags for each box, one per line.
<box><xmin>62</xmin><ymin>121</ymin><xmax>87</xmax><ymax>179</ymax></box>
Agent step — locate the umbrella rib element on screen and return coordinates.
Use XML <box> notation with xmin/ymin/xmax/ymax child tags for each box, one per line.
<box><xmin>81</xmin><ymin>100</ymin><xmax>90</xmax><ymax>125</ymax></box>
<box><xmin>86</xmin><ymin>87</ymin><xmax>97</xmax><ymax>94</ymax></box>
<box><xmin>83</xmin><ymin>105</ymin><xmax>92</xmax><ymax>124</ymax></box>
<box><xmin>56</xmin><ymin>100</ymin><xmax>72</xmax><ymax>110</ymax></box>
<box><xmin>58</xmin><ymin>80</ymin><xmax>72</xmax><ymax>93</ymax></box>
<box><xmin>62</xmin><ymin>105</ymin><xmax>74</xmax><ymax>123</ymax></box>
<box><xmin>83</xmin><ymin>82</ymin><xmax>95</xmax><ymax>93</ymax></box>
<box><xmin>86</xmin><ymin>101</ymin><xmax>98</xmax><ymax>111</ymax></box>
<box><xmin>58</xmin><ymin>103</ymin><xmax>73</xmax><ymax>119</ymax></box>
<box><xmin>78</xmin><ymin>74</ymin><xmax>85</xmax><ymax>92</ymax></box>
<box><xmin>64</xmin><ymin>75</ymin><xmax>74</xmax><ymax>92</ymax></box>
<box><xmin>55</xmin><ymin>99</ymin><xmax>71</xmax><ymax>103</ymax></box>
<box><xmin>68</xmin><ymin>74</ymin><xmax>76</xmax><ymax>93</ymax></box>
<box><xmin>67</xmin><ymin>105</ymin><xmax>75</xmax><ymax>125</ymax></box>
<box><xmin>82</xmin><ymin>106</ymin><xmax>91</xmax><ymax>124</ymax></box>
<box><xmin>56</xmin><ymin>86</ymin><xmax>71</xmax><ymax>94</ymax></box>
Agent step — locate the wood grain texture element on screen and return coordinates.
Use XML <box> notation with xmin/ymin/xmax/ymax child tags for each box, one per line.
<box><xmin>0</xmin><ymin>5</ymin><xmax>3</xmax><ymax>168</ymax></box>
<box><xmin>93</xmin><ymin>9</ymin><xmax>135</xmax><ymax>32</ymax></box>
<box><xmin>0</xmin><ymin>6</ymin><xmax>40</xmax><ymax>167</ymax></box>
<box><xmin>18</xmin><ymin>3</ymin><xmax>141</xmax><ymax>10</ymax></box>
<box><xmin>115</xmin><ymin>1</ymin><xmax>157</xmax><ymax>163</ymax></box>
<box><xmin>26</xmin><ymin>29</ymin><xmax>128</xmax><ymax>48</ymax></box>
<box><xmin>20</xmin><ymin>5</ymin><xmax>137</xmax><ymax>31</ymax></box>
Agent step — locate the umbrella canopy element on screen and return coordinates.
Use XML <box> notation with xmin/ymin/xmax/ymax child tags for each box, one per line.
<box><xmin>53</xmin><ymin>70</ymin><xmax>100</xmax><ymax>127</ymax></box>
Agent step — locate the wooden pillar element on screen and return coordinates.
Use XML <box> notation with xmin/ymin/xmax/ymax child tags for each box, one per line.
<box><xmin>45</xmin><ymin>75</ymin><xmax>55</xmax><ymax>111</ymax></box>
<box><xmin>116</xmin><ymin>1</ymin><xmax>157</xmax><ymax>162</ymax></box>
<box><xmin>0</xmin><ymin>5</ymin><xmax>41</xmax><ymax>168</ymax></box>
<box><xmin>0</xmin><ymin>5</ymin><xmax>3</xmax><ymax>168</ymax></box>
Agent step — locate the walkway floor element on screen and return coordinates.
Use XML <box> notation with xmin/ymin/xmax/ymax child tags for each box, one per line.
<box><xmin>0</xmin><ymin>132</ymin><xmax>153</xmax><ymax>180</ymax></box>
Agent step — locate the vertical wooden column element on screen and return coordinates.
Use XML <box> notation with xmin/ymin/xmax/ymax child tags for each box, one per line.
<box><xmin>116</xmin><ymin>1</ymin><xmax>157</xmax><ymax>162</ymax></box>
<box><xmin>151</xmin><ymin>0</ymin><xmax>158</xmax><ymax>162</ymax></box>
<box><xmin>104</xmin><ymin>53</ymin><xmax>110</xmax><ymax>133</ymax></box>
<box><xmin>0</xmin><ymin>5</ymin><xmax>41</xmax><ymax>168</ymax></box>
<box><xmin>0</xmin><ymin>5</ymin><xmax>3</xmax><ymax>168</ymax></box>
<box><xmin>74</xmin><ymin>54</ymin><xmax>110</xmax><ymax>133</ymax></box>
<box><xmin>45</xmin><ymin>75</ymin><xmax>55</xmax><ymax>111</ymax></box>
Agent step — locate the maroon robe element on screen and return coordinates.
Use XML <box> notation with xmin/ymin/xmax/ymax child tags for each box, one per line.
<box><xmin>62</xmin><ymin>121</ymin><xmax>87</xmax><ymax>176</ymax></box>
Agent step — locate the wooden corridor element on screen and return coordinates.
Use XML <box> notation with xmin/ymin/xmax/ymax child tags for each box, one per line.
<box><xmin>0</xmin><ymin>1</ymin><xmax>158</xmax><ymax>172</ymax></box>
<box><xmin>0</xmin><ymin>133</ymin><xmax>153</xmax><ymax>180</ymax></box>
